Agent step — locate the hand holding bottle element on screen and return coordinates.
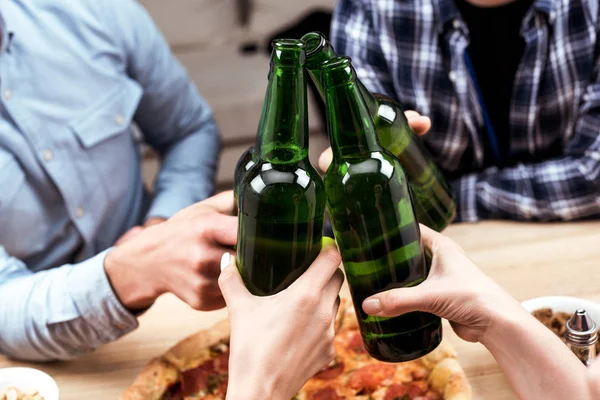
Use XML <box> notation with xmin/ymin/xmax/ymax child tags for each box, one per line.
<box><xmin>362</xmin><ymin>225</ymin><xmax>599</xmax><ymax>399</ymax></box>
<box><xmin>362</xmin><ymin>224</ymin><xmax>517</xmax><ymax>343</ymax></box>
<box><xmin>104</xmin><ymin>191</ymin><xmax>237</xmax><ymax>311</ymax></box>
<box><xmin>317</xmin><ymin>110</ymin><xmax>432</xmax><ymax>173</ymax></box>
<box><xmin>219</xmin><ymin>240</ymin><xmax>344</xmax><ymax>400</ymax></box>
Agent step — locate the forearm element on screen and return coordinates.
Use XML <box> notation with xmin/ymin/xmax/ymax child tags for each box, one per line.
<box><xmin>451</xmin><ymin>160</ymin><xmax>600</xmax><ymax>222</ymax></box>
<box><xmin>482</xmin><ymin>305</ymin><xmax>590</xmax><ymax>399</ymax></box>
<box><xmin>146</xmin><ymin>119</ymin><xmax>220</xmax><ymax>220</ymax></box>
<box><xmin>0</xmin><ymin>250</ymin><xmax>138</xmax><ymax>361</ymax></box>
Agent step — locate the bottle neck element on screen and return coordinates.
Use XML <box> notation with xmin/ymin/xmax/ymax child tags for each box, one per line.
<box><xmin>303</xmin><ymin>34</ymin><xmax>379</xmax><ymax>116</ymax></box>
<box><xmin>305</xmin><ymin>41</ymin><xmax>336</xmax><ymax>101</ymax></box>
<box><xmin>256</xmin><ymin>64</ymin><xmax>309</xmax><ymax>164</ymax></box>
<box><xmin>325</xmin><ymin>74</ymin><xmax>382</xmax><ymax>159</ymax></box>
<box><xmin>356</xmin><ymin>79</ymin><xmax>378</xmax><ymax>117</ymax></box>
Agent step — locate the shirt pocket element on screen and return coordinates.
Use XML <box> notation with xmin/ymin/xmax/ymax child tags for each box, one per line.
<box><xmin>68</xmin><ymin>79</ymin><xmax>143</xmax><ymax>203</ymax></box>
<box><xmin>69</xmin><ymin>79</ymin><xmax>142</xmax><ymax>148</ymax></box>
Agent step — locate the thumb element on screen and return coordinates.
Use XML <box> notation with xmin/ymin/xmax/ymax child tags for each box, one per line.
<box><xmin>218</xmin><ymin>253</ymin><xmax>251</xmax><ymax>309</ymax></box>
<box><xmin>362</xmin><ymin>284</ymin><xmax>436</xmax><ymax>318</ymax></box>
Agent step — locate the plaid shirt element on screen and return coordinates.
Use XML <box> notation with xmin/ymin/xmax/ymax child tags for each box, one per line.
<box><xmin>332</xmin><ymin>0</ymin><xmax>600</xmax><ymax>222</ymax></box>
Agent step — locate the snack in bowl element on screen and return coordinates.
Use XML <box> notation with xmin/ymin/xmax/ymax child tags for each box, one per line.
<box><xmin>0</xmin><ymin>387</ymin><xmax>44</xmax><ymax>400</ymax></box>
<box><xmin>0</xmin><ymin>368</ymin><xmax>58</xmax><ymax>400</ymax></box>
<box><xmin>122</xmin><ymin>299</ymin><xmax>472</xmax><ymax>399</ymax></box>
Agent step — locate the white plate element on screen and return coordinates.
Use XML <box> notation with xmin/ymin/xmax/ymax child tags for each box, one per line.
<box><xmin>0</xmin><ymin>368</ymin><xmax>59</xmax><ymax>400</ymax></box>
<box><xmin>521</xmin><ymin>295</ymin><xmax>600</xmax><ymax>325</ymax></box>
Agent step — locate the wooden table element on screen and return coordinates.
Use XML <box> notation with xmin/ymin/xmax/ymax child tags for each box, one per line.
<box><xmin>2</xmin><ymin>221</ymin><xmax>600</xmax><ymax>399</ymax></box>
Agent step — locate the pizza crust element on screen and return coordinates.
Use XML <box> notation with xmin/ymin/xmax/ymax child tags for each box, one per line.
<box><xmin>122</xmin><ymin>319</ymin><xmax>231</xmax><ymax>400</ymax></box>
<box><xmin>121</xmin><ymin>358</ymin><xmax>179</xmax><ymax>400</ymax></box>
<box><xmin>429</xmin><ymin>357</ymin><xmax>472</xmax><ymax>400</ymax></box>
<box><xmin>444</xmin><ymin>372</ymin><xmax>473</xmax><ymax>400</ymax></box>
<box><xmin>420</xmin><ymin>338</ymin><xmax>458</xmax><ymax>370</ymax></box>
<box><xmin>163</xmin><ymin>319</ymin><xmax>230</xmax><ymax>371</ymax></box>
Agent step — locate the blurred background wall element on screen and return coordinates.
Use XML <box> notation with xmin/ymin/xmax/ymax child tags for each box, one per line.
<box><xmin>139</xmin><ymin>0</ymin><xmax>336</xmax><ymax>194</ymax></box>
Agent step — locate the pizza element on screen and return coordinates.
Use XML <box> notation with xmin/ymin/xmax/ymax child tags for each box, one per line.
<box><xmin>122</xmin><ymin>300</ymin><xmax>472</xmax><ymax>400</ymax></box>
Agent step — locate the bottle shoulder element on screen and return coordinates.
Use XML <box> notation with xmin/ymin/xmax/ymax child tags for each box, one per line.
<box><xmin>242</xmin><ymin>159</ymin><xmax>325</xmax><ymax>193</ymax></box>
<box><xmin>324</xmin><ymin>151</ymin><xmax>407</xmax><ymax>186</ymax></box>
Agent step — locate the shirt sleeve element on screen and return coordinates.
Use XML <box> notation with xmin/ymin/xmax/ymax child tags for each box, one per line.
<box><xmin>104</xmin><ymin>0</ymin><xmax>221</xmax><ymax>220</ymax></box>
<box><xmin>331</xmin><ymin>0</ymin><xmax>397</xmax><ymax>97</ymax></box>
<box><xmin>0</xmin><ymin>247</ymin><xmax>138</xmax><ymax>361</ymax></box>
<box><xmin>451</xmin><ymin>53</ymin><xmax>600</xmax><ymax>222</ymax></box>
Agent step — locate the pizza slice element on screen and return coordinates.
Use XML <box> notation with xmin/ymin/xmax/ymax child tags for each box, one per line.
<box><xmin>122</xmin><ymin>298</ymin><xmax>471</xmax><ymax>400</ymax></box>
<box><xmin>296</xmin><ymin>302</ymin><xmax>471</xmax><ymax>400</ymax></box>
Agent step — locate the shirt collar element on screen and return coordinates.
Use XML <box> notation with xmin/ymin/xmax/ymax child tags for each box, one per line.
<box><xmin>434</xmin><ymin>0</ymin><xmax>557</xmax><ymax>33</ymax></box>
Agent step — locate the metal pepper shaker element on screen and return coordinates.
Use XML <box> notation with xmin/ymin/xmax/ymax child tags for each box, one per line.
<box><xmin>565</xmin><ymin>309</ymin><xmax>598</xmax><ymax>366</ymax></box>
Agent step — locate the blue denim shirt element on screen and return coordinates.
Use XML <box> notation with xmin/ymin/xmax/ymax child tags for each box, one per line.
<box><xmin>0</xmin><ymin>0</ymin><xmax>220</xmax><ymax>361</ymax></box>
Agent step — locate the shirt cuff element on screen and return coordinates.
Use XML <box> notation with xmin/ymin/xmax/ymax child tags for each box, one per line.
<box><xmin>67</xmin><ymin>249</ymin><xmax>138</xmax><ymax>341</ymax></box>
<box><xmin>450</xmin><ymin>174</ymin><xmax>479</xmax><ymax>223</ymax></box>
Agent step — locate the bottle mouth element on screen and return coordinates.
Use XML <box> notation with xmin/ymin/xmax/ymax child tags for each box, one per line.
<box><xmin>270</xmin><ymin>39</ymin><xmax>306</xmax><ymax>66</ymax></box>
<box><xmin>301</xmin><ymin>32</ymin><xmax>326</xmax><ymax>57</ymax></box>
<box><xmin>321</xmin><ymin>56</ymin><xmax>352</xmax><ymax>71</ymax></box>
<box><xmin>271</xmin><ymin>38</ymin><xmax>305</xmax><ymax>52</ymax></box>
<box><xmin>320</xmin><ymin>56</ymin><xmax>356</xmax><ymax>89</ymax></box>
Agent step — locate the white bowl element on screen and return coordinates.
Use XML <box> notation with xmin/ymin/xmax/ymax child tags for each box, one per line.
<box><xmin>0</xmin><ymin>368</ymin><xmax>59</xmax><ymax>400</ymax></box>
<box><xmin>521</xmin><ymin>295</ymin><xmax>600</xmax><ymax>325</ymax></box>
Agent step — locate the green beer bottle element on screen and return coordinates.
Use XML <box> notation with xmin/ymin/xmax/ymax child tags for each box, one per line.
<box><xmin>233</xmin><ymin>146</ymin><xmax>254</xmax><ymax>215</ymax></box>
<box><xmin>302</xmin><ymin>32</ymin><xmax>455</xmax><ymax>232</ymax></box>
<box><xmin>236</xmin><ymin>39</ymin><xmax>325</xmax><ymax>296</ymax></box>
<box><xmin>322</xmin><ymin>56</ymin><xmax>442</xmax><ymax>362</ymax></box>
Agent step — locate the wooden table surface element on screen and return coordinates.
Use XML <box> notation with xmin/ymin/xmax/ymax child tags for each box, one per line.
<box><xmin>2</xmin><ymin>221</ymin><xmax>600</xmax><ymax>399</ymax></box>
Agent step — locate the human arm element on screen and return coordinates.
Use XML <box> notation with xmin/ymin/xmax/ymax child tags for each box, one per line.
<box><xmin>362</xmin><ymin>225</ymin><xmax>597</xmax><ymax>399</ymax></box>
<box><xmin>218</xmin><ymin>239</ymin><xmax>344</xmax><ymax>400</ymax></box>
<box><xmin>0</xmin><ymin>192</ymin><xmax>237</xmax><ymax>362</ymax></box>
<box><xmin>0</xmin><ymin>248</ymin><xmax>138</xmax><ymax>362</ymax></box>
<box><xmin>104</xmin><ymin>0</ymin><xmax>221</xmax><ymax>220</ymax></box>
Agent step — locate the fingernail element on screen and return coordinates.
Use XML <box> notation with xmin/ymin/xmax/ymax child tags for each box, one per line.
<box><xmin>363</xmin><ymin>298</ymin><xmax>382</xmax><ymax>314</ymax></box>
<box><xmin>220</xmin><ymin>253</ymin><xmax>231</xmax><ymax>272</ymax></box>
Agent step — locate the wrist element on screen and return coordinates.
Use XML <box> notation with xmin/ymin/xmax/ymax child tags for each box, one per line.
<box><xmin>480</xmin><ymin>293</ymin><xmax>531</xmax><ymax>348</ymax></box>
<box><xmin>104</xmin><ymin>247</ymin><xmax>162</xmax><ymax>311</ymax></box>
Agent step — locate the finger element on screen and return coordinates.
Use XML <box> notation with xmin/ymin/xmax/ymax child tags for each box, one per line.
<box><xmin>207</xmin><ymin>214</ymin><xmax>238</xmax><ymax>247</ymax></box>
<box><xmin>144</xmin><ymin>217</ymin><xmax>166</xmax><ymax>227</ymax></box>
<box><xmin>408</xmin><ymin>116</ymin><xmax>431</xmax><ymax>136</ymax></box>
<box><xmin>115</xmin><ymin>226</ymin><xmax>144</xmax><ymax>246</ymax></box>
<box><xmin>418</xmin><ymin>223</ymin><xmax>462</xmax><ymax>257</ymax></box>
<box><xmin>218</xmin><ymin>253</ymin><xmax>252</xmax><ymax>309</ymax></box>
<box><xmin>318</xmin><ymin>147</ymin><xmax>333</xmax><ymax>173</ymax></box>
<box><xmin>404</xmin><ymin>110</ymin><xmax>422</xmax><ymax>119</ymax></box>
<box><xmin>200</xmin><ymin>190</ymin><xmax>235</xmax><ymax>215</ymax></box>
<box><xmin>179</xmin><ymin>291</ymin><xmax>226</xmax><ymax>311</ymax></box>
<box><xmin>362</xmin><ymin>284</ymin><xmax>435</xmax><ymax>317</ymax></box>
<box><xmin>419</xmin><ymin>223</ymin><xmax>439</xmax><ymax>253</ymax></box>
<box><xmin>198</xmin><ymin>245</ymin><xmax>237</xmax><ymax>279</ymax></box>
<box><xmin>332</xmin><ymin>295</ymin><xmax>341</xmax><ymax>322</ymax></box>
<box><xmin>322</xmin><ymin>268</ymin><xmax>345</xmax><ymax>303</ymax></box>
<box><xmin>295</xmin><ymin>238</ymin><xmax>342</xmax><ymax>290</ymax></box>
